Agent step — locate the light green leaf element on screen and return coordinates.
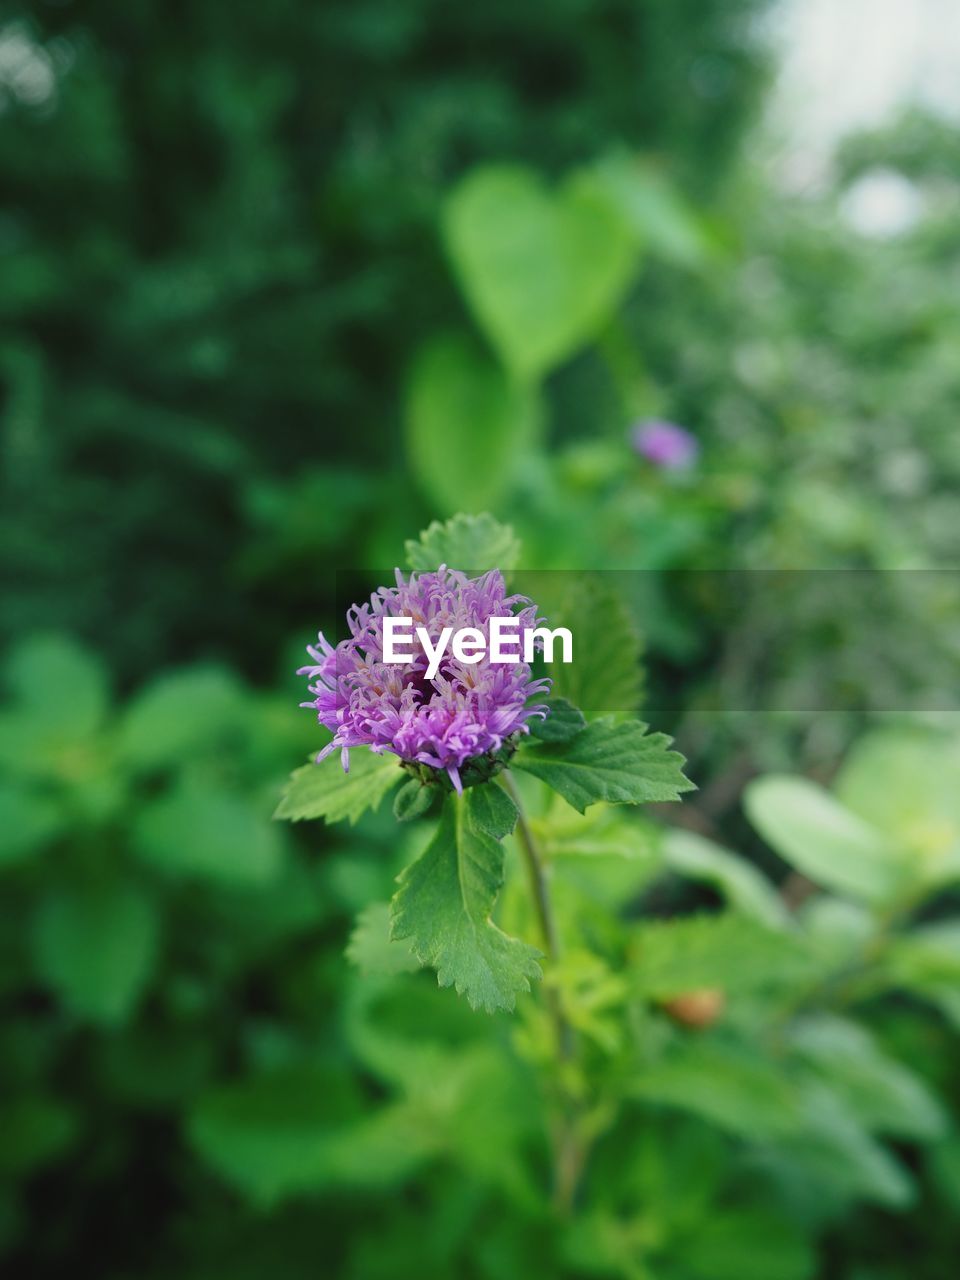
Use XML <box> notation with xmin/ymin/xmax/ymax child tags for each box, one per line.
<box><xmin>744</xmin><ymin>775</ymin><xmax>909</xmax><ymax>905</ymax></box>
<box><xmin>346</xmin><ymin>903</ymin><xmax>422</xmax><ymax>977</ymax></box>
<box><xmin>787</xmin><ymin>1014</ymin><xmax>946</xmax><ymax>1140</ymax></box>
<box><xmin>404</xmin><ymin>333</ymin><xmax>539</xmax><ymax>514</ymax></box>
<box><xmin>783</xmin><ymin>1079</ymin><xmax>916</xmax><ymax>1208</ymax></box>
<box><xmin>405</xmin><ymin>512</ymin><xmax>521</xmax><ymax>573</ymax></box>
<box><xmin>0</xmin><ymin>785</ymin><xmax>64</xmax><ymax>868</ymax></box>
<box><xmin>632</xmin><ymin>1040</ymin><xmax>803</xmax><ymax>1139</ymax></box>
<box><xmin>514</xmin><ymin>717</ymin><xmax>693</xmax><ymax>814</ymax></box>
<box><xmin>531</xmin><ymin>797</ymin><xmax>660</xmax><ymax>863</ymax></box>
<box><xmin>522</xmin><ymin>572</ymin><xmax>643</xmax><ymax>719</ymax></box>
<box><xmin>663</xmin><ymin>828</ymin><xmax>790</xmax><ymax>928</ymax></box>
<box><xmin>630</xmin><ymin>913</ymin><xmax>815</xmax><ymax>999</ymax></box>
<box><xmin>32</xmin><ymin>882</ymin><xmax>159</xmax><ymax>1025</ymax></box>
<box><xmin>593</xmin><ymin>152</ymin><xmax>711</xmax><ymax>269</ymax></box>
<box><xmin>390</xmin><ymin>792</ymin><xmax>542</xmax><ymax>1012</ymax></box>
<box><xmin>274</xmin><ymin>750</ymin><xmax>402</xmax><ymax>825</ymax></box>
<box><xmin>3</xmin><ymin>633</ymin><xmax>108</xmax><ymax>735</ymax></box>
<box><xmin>835</xmin><ymin>729</ymin><xmax>960</xmax><ymax>886</ymax></box>
<box><xmin>118</xmin><ymin>666</ymin><xmax>248</xmax><ymax>769</ymax></box>
<box><xmin>136</xmin><ymin>783</ymin><xmax>284</xmax><ymax>885</ymax></box>
<box><xmin>443</xmin><ymin>165</ymin><xmax>639</xmax><ymax>380</ymax></box>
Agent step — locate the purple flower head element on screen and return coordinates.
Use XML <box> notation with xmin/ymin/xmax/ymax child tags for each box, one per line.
<box><xmin>630</xmin><ymin>420</ymin><xmax>699</xmax><ymax>470</ymax></box>
<box><xmin>298</xmin><ymin>567</ymin><xmax>551</xmax><ymax>794</ymax></box>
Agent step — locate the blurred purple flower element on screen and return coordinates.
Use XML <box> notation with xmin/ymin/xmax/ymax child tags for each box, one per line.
<box><xmin>298</xmin><ymin>567</ymin><xmax>550</xmax><ymax>794</ymax></box>
<box><xmin>630</xmin><ymin>420</ymin><xmax>699</xmax><ymax>470</ymax></box>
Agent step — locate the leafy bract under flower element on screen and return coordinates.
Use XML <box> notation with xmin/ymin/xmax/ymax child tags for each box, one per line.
<box><xmin>299</xmin><ymin>567</ymin><xmax>550</xmax><ymax>793</ymax></box>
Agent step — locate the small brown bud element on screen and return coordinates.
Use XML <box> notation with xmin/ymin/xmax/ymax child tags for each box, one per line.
<box><xmin>661</xmin><ymin>988</ymin><xmax>726</xmax><ymax>1029</ymax></box>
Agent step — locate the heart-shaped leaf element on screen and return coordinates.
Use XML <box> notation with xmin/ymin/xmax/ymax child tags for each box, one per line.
<box><xmin>443</xmin><ymin>165</ymin><xmax>640</xmax><ymax>381</ymax></box>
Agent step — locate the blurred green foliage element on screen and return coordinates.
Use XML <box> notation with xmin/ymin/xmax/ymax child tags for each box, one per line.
<box><xmin>4</xmin><ymin>1</ymin><xmax>960</xmax><ymax>1276</ymax></box>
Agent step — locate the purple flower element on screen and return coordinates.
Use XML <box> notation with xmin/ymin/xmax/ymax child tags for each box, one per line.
<box><xmin>298</xmin><ymin>567</ymin><xmax>551</xmax><ymax>794</ymax></box>
<box><xmin>630</xmin><ymin>420</ymin><xmax>698</xmax><ymax>470</ymax></box>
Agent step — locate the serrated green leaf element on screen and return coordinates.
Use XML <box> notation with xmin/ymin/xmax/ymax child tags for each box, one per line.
<box><xmin>405</xmin><ymin>512</ymin><xmax>521</xmax><ymax>573</ymax></box>
<box><xmin>529</xmin><ymin>698</ymin><xmax>586</xmax><ymax>743</ymax></box>
<box><xmin>787</xmin><ymin>1014</ymin><xmax>946</xmax><ymax>1140</ymax></box>
<box><xmin>347</xmin><ymin>903</ymin><xmax>422</xmax><ymax>977</ymax></box>
<box><xmin>135</xmin><ymin>782</ymin><xmax>284</xmax><ymax>885</ymax></box>
<box><xmin>390</xmin><ymin>792</ymin><xmax>541</xmax><ymax>1012</ymax></box>
<box><xmin>630</xmin><ymin>913</ymin><xmax>814</xmax><ymax>999</ymax></box>
<box><xmin>469</xmin><ymin>782</ymin><xmax>519</xmax><ymax>839</ymax></box>
<box><xmin>32</xmin><ymin>882</ymin><xmax>159</xmax><ymax>1025</ymax></box>
<box><xmin>524</xmin><ymin>573</ymin><xmax>644</xmax><ymax>719</ymax></box>
<box><xmin>443</xmin><ymin>165</ymin><xmax>639</xmax><ymax>379</ymax></box>
<box><xmin>404</xmin><ymin>333</ymin><xmax>539</xmax><ymax>514</ymax></box>
<box><xmin>514</xmin><ymin>717</ymin><xmax>693</xmax><ymax>814</ymax></box>
<box><xmin>744</xmin><ymin>775</ymin><xmax>909</xmax><ymax>905</ymax></box>
<box><xmin>274</xmin><ymin>750</ymin><xmax>402</xmax><ymax>825</ymax></box>
<box><xmin>662</xmin><ymin>828</ymin><xmax>790</xmax><ymax>928</ymax></box>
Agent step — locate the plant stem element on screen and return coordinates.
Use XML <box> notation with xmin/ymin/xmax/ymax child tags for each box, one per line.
<box><xmin>502</xmin><ymin>771</ymin><xmax>582</xmax><ymax>1211</ymax></box>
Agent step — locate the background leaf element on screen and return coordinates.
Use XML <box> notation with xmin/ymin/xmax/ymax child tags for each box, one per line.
<box><xmin>32</xmin><ymin>882</ymin><xmax>160</xmax><ymax>1025</ymax></box>
<box><xmin>443</xmin><ymin>165</ymin><xmax>639</xmax><ymax>380</ymax></box>
<box><xmin>404</xmin><ymin>333</ymin><xmax>539</xmax><ymax>514</ymax></box>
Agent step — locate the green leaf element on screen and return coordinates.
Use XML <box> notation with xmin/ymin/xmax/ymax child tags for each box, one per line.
<box><xmin>783</xmin><ymin>1078</ymin><xmax>916</xmax><ymax>1208</ymax></box>
<box><xmin>469</xmin><ymin>782</ymin><xmax>519</xmax><ymax>840</ymax></box>
<box><xmin>787</xmin><ymin>1014</ymin><xmax>946</xmax><ymax>1140</ymax></box>
<box><xmin>630</xmin><ymin>913</ymin><xmax>815</xmax><ymax>999</ymax></box>
<box><xmin>593</xmin><ymin>152</ymin><xmax>711</xmax><ymax>269</ymax></box>
<box><xmin>405</xmin><ymin>512</ymin><xmax>521</xmax><ymax>573</ymax></box>
<box><xmin>390</xmin><ymin>792</ymin><xmax>542</xmax><ymax>1012</ymax></box>
<box><xmin>443</xmin><ymin>165</ymin><xmax>639</xmax><ymax>380</ymax></box>
<box><xmin>392</xmin><ymin>778</ymin><xmax>437</xmax><ymax>823</ymax></box>
<box><xmin>274</xmin><ymin>750</ymin><xmax>402</xmax><ymax>825</ymax></box>
<box><xmin>346</xmin><ymin>903</ymin><xmax>423</xmax><ymax>977</ymax></box>
<box><xmin>632</xmin><ymin>1040</ymin><xmax>804</xmax><ymax>1139</ymax></box>
<box><xmin>672</xmin><ymin>1210</ymin><xmax>815</xmax><ymax>1280</ymax></box>
<box><xmin>135</xmin><ymin>783</ymin><xmax>284</xmax><ymax>885</ymax></box>
<box><xmin>188</xmin><ymin>1066</ymin><xmax>435</xmax><ymax>1207</ymax></box>
<box><xmin>523</xmin><ymin>572</ymin><xmax>644</xmax><ymax>719</ymax></box>
<box><xmin>529</xmin><ymin>698</ymin><xmax>586</xmax><ymax>743</ymax></box>
<box><xmin>744</xmin><ymin>775</ymin><xmax>909</xmax><ymax>905</ymax></box>
<box><xmin>835</xmin><ymin>728</ymin><xmax>960</xmax><ymax>886</ymax></box>
<box><xmin>404</xmin><ymin>333</ymin><xmax>539</xmax><ymax>514</ymax></box>
<box><xmin>0</xmin><ymin>784</ymin><xmax>64</xmax><ymax>868</ymax></box>
<box><xmin>662</xmin><ymin>829</ymin><xmax>790</xmax><ymax>928</ymax></box>
<box><xmin>32</xmin><ymin>882</ymin><xmax>160</xmax><ymax>1025</ymax></box>
<box><xmin>3</xmin><ymin>633</ymin><xmax>108</xmax><ymax>735</ymax></box>
<box><xmin>514</xmin><ymin>717</ymin><xmax>693</xmax><ymax>814</ymax></box>
<box><xmin>118</xmin><ymin>666</ymin><xmax>248</xmax><ymax>768</ymax></box>
<box><xmin>531</xmin><ymin>798</ymin><xmax>660</xmax><ymax>864</ymax></box>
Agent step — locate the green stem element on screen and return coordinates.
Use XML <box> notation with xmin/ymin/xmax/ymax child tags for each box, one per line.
<box><xmin>502</xmin><ymin>771</ymin><xmax>583</xmax><ymax>1210</ymax></box>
